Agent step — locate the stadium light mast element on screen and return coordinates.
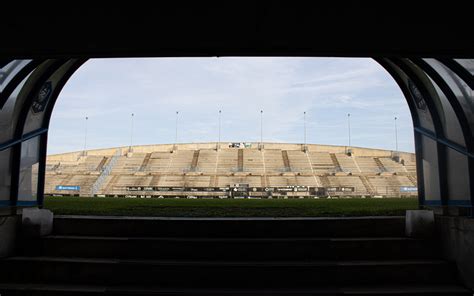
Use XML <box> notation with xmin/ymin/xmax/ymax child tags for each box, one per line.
<box><xmin>260</xmin><ymin>110</ymin><xmax>263</xmax><ymax>150</ymax></box>
<box><xmin>394</xmin><ymin>116</ymin><xmax>398</xmax><ymax>152</ymax></box>
<box><xmin>303</xmin><ymin>111</ymin><xmax>307</xmax><ymax>152</ymax></box>
<box><xmin>304</xmin><ymin>111</ymin><xmax>307</xmax><ymax>145</ymax></box>
<box><xmin>174</xmin><ymin>111</ymin><xmax>179</xmax><ymax>150</ymax></box>
<box><xmin>347</xmin><ymin>113</ymin><xmax>351</xmax><ymax>154</ymax></box>
<box><xmin>217</xmin><ymin>110</ymin><xmax>221</xmax><ymax>150</ymax></box>
<box><xmin>83</xmin><ymin>116</ymin><xmax>88</xmax><ymax>156</ymax></box>
<box><xmin>129</xmin><ymin>113</ymin><xmax>134</xmax><ymax>152</ymax></box>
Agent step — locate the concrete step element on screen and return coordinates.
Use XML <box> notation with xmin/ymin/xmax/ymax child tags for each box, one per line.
<box><xmin>31</xmin><ymin>236</ymin><xmax>439</xmax><ymax>261</ymax></box>
<box><xmin>52</xmin><ymin>216</ymin><xmax>406</xmax><ymax>238</ymax></box>
<box><xmin>0</xmin><ymin>283</ymin><xmax>471</xmax><ymax>295</ymax></box>
<box><xmin>0</xmin><ymin>257</ymin><xmax>459</xmax><ymax>287</ymax></box>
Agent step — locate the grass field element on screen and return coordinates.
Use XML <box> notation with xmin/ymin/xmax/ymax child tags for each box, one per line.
<box><xmin>44</xmin><ymin>196</ymin><xmax>418</xmax><ymax>217</ymax></box>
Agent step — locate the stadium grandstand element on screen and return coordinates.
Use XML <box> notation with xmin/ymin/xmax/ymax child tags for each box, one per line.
<box><xmin>45</xmin><ymin>143</ymin><xmax>417</xmax><ymax>199</ymax></box>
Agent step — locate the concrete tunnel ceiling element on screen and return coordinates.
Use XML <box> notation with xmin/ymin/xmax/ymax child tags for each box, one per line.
<box><xmin>0</xmin><ymin>3</ymin><xmax>473</xmax><ymax>214</ymax></box>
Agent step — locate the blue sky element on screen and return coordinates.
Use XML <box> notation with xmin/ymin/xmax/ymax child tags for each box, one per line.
<box><xmin>48</xmin><ymin>57</ymin><xmax>414</xmax><ymax>155</ymax></box>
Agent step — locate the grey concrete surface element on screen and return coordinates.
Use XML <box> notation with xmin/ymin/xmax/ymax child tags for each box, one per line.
<box><xmin>22</xmin><ymin>208</ymin><xmax>53</xmax><ymax>237</ymax></box>
<box><xmin>0</xmin><ymin>215</ymin><xmax>19</xmax><ymax>257</ymax></box>
<box><xmin>436</xmin><ymin>215</ymin><xmax>474</xmax><ymax>289</ymax></box>
<box><xmin>405</xmin><ymin>210</ymin><xmax>434</xmax><ymax>238</ymax></box>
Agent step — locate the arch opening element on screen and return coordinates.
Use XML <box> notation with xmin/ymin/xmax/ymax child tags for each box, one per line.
<box><xmin>0</xmin><ymin>57</ymin><xmax>473</xmax><ymax>216</ymax></box>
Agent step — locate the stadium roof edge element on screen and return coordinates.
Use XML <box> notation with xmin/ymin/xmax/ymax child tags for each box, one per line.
<box><xmin>47</xmin><ymin>142</ymin><xmax>415</xmax><ymax>157</ymax></box>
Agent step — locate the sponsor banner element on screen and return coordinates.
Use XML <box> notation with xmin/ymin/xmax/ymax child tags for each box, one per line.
<box><xmin>56</xmin><ymin>185</ymin><xmax>80</xmax><ymax>191</ymax></box>
<box><xmin>400</xmin><ymin>186</ymin><xmax>417</xmax><ymax>192</ymax></box>
<box><xmin>340</xmin><ymin>187</ymin><xmax>355</xmax><ymax>192</ymax></box>
<box><xmin>273</xmin><ymin>186</ymin><xmax>308</xmax><ymax>193</ymax></box>
<box><xmin>127</xmin><ymin>186</ymin><xmax>143</xmax><ymax>191</ymax></box>
<box><xmin>233</xmin><ymin>187</ymin><xmax>248</xmax><ymax>192</ymax></box>
<box><xmin>326</xmin><ymin>187</ymin><xmax>355</xmax><ymax>192</ymax></box>
<box><xmin>126</xmin><ymin>186</ymin><xmax>231</xmax><ymax>192</ymax></box>
<box><xmin>294</xmin><ymin>187</ymin><xmax>308</xmax><ymax>192</ymax></box>
<box><xmin>276</xmin><ymin>187</ymin><xmax>294</xmax><ymax>192</ymax></box>
<box><xmin>123</xmin><ymin>186</ymin><xmax>357</xmax><ymax>195</ymax></box>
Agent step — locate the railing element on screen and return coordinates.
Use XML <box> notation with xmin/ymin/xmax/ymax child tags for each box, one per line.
<box><xmin>90</xmin><ymin>148</ymin><xmax>121</xmax><ymax>196</ymax></box>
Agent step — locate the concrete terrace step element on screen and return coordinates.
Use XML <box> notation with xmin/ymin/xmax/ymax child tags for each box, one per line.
<box><xmin>52</xmin><ymin>216</ymin><xmax>406</xmax><ymax>237</ymax></box>
<box><xmin>0</xmin><ymin>283</ymin><xmax>471</xmax><ymax>295</ymax></box>
<box><xmin>0</xmin><ymin>257</ymin><xmax>459</xmax><ymax>287</ymax></box>
<box><xmin>31</xmin><ymin>236</ymin><xmax>438</xmax><ymax>260</ymax></box>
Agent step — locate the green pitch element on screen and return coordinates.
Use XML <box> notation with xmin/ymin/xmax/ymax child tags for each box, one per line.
<box><xmin>44</xmin><ymin>196</ymin><xmax>418</xmax><ymax>217</ymax></box>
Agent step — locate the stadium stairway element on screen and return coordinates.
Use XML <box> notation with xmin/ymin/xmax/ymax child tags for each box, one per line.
<box><xmin>0</xmin><ymin>216</ymin><xmax>471</xmax><ymax>295</ymax></box>
<box><xmin>139</xmin><ymin>153</ymin><xmax>152</xmax><ymax>172</ymax></box>
<box><xmin>374</xmin><ymin>157</ymin><xmax>387</xmax><ymax>173</ymax></box>
<box><xmin>96</xmin><ymin>157</ymin><xmax>109</xmax><ymax>172</ymax></box>
<box><xmin>330</xmin><ymin>153</ymin><xmax>342</xmax><ymax>172</ymax></box>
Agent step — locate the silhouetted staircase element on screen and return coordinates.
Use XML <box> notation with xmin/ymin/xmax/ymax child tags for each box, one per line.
<box><xmin>408</xmin><ymin>175</ymin><xmax>418</xmax><ymax>186</ymax></box>
<box><xmin>320</xmin><ymin>175</ymin><xmax>331</xmax><ymax>187</ymax></box>
<box><xmin>0</xmin><ymin>216</ymin><xmax>470</xmax><ymax>295</ymax></box>
<box><xmin>359</xmin><ymin>175</ymin><xmax>376</xmax><ymax>195</ymax></box>
<box><xmin>330</xmin><ymin>153</ymin><xmax>342</xmax><ymax>172</ymax></box>
<box><xmin>237</xmin><ymin>149</ymin><xmax>243</xmax><ymax>172</ymax></box>
<box><xmin>282</xmin><ymin>150</ymin><xmax>291</xmax><ymax>172</ymax></box>
<box><xmin>95</xmin><ymin>156</ymin><xmax>108</xmax><ymax>172</ymax></box>
<box><xmin>139</xmin><ymin>153</ymin><xmax>152</xmax><ymax>172</ymax></box>
<box><xmin>190</xmin><ymin>150</ymin><xmax>200</xmax><ymax>171</ymax></box>
<box><xmin>374</xmin><ymin>157</ymin><xmax>387</xmax><ymax>172</ymax></box>
<box><xmin>104</xmin><ymin>175</ymin><xmax>120</xmax><ymax>193</ymax></box>
<box><xmin>149</xmin><ymin>174</ymin><xmax>161</xmax><ymax>187</ymax></box>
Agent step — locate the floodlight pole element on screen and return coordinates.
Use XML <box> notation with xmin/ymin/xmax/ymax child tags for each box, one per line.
<box><xmin>304</xmin><ymin>111</ymin><xmax>307</xmax><ymax>145</ymax></box>
<box><xmin>347</xmin><ymin>113</ymin><xmax>351</xmax><ymax>148</ymax></box>
<box><xmin>394</xmin><ymin>116</ymin><xmax>398</xmax><ymax>152</ymax></box>
<box><xmin>129</xmin><ymin>113</ymin><xmax>134</xmax><ymax>152</ymax></box>
<box><xmin>218</xmin><ymin>110</ymin><xmax>221</xmax><ymax>150</ymax></box>
<box><xmin>260</xmin><ymin>110</ymin><xmax>263</xmax><ymax>150</ymax></box>
<box><xmin>174</xmin><ymin>111</ymin><xmax>179</xmax><ymax>150</ymax></box>
<box><xmin>83</xmin><ymin>116</ymin><xmax>88</xmax><ymax>156</ymax></box>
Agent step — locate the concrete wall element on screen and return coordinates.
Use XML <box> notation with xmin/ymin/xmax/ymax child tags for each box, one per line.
<box><xmin>436</xmin><ymin>215</ymin><xmax>474</xmax><ymax>289</ymax></box>
<box><xmin>0</xmin><ymin>214</ymin><xmax>19</xmax><ymax>258</ymax></box>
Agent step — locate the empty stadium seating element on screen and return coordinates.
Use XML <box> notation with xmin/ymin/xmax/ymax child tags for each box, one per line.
<box><xmin>308</xmin><ymin>152</ymin><xmax>336</xmax><ymax>173</ymax></box>
<box><xmin>355</xmin><ymin>157</ymin><xmax>380</xmax><ymax>173</ymax></box>
<box><xmin>45</xmin><ymin>143</ymin><xmax>417</xmax><ymax>198</ymax></box>
<box><xmin>378</xmin><ymin>157</ymin><xmax>408</xmax><ymax>173</ymax></box>
<box><xmin>243</xmin><ymin>149</ymin><xmax>265</xmax><ymax>174</ymax></box>
<box><xmin>335</xmin><ymin>153</ymin><xmax>360</xmax><ymax>173</ymax></box>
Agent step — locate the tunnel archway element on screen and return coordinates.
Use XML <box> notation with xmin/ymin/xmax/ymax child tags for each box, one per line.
<box><xmin>1</xmin><ymin>57</ymin><xmax>473</xmax><ymax>215</ymax></box>
<box><xmin>1</xmin><ymin>4</ymin><xmax>474</xmax><ymax>291</ymax></box>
